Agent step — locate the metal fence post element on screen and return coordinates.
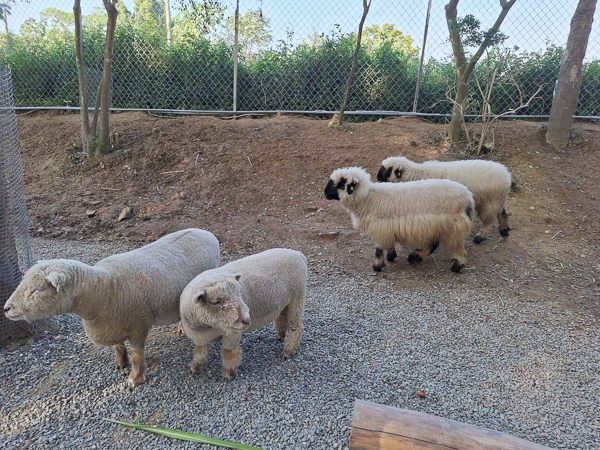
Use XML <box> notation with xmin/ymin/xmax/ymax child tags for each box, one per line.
<box><xmin>413</xmin><ymin>0</ymin><xmax>432</xmax><ymax>113</ymax></box>
<box><xmin>233</xmin><ymin>0</ymin><xmax>239</xmax><ymax>119</ymax></box>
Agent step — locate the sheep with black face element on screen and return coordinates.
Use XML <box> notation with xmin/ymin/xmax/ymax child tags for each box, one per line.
<box><xmin>325</xmin><ymin>167</ymin><xmax>474</xmax><ymax>272</ymax></box>
<box><xmin>377</xmin><ymin>156</ymin><xmax>512</xmax><ymax>243</ymax></box>
<box><xmin>180</xmin><ymin>248</ymin><xmax>307</xmax><ymax>379</ymax></box>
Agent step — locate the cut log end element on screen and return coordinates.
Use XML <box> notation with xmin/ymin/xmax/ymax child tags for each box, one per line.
<box><xmin>349</xmin><ymin>400</ymin><xmax>555</xmax><ymax>450</ymax></box>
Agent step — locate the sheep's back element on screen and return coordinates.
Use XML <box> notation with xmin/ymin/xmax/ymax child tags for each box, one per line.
<box><xmin>194</xmin><ymin>249</ymin><xmax>307</xmax><ymax>331</ymax></box>
<box><xmin>420</xmin><ymin>160</ymin><xmax>511</xmax><ymax>199</ymax></box>
<box><xmin>361</xmin><ymin>179</ymin><xmax>472</xmax><ymax>215</ymax></box>
<box><xmin>95</xmin><ymin>229</ymin><xmax>219</xmax><ymax>324</ymax></box>
<box><xmin>350</xmin><ymin>180</ymin><xmax>473</xmax><ymax>248</ymax></box>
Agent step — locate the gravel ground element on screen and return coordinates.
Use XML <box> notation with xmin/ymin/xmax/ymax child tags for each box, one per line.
<box><xmin>1</xmin><ymin>239</ymin><xmax>599</xmax><ymax>450</ymax></box>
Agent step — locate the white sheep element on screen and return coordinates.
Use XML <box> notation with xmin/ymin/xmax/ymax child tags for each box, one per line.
<box><xmin>179</xmin><ymin>248</ymin><xmax>307</xmax><ymax>379</ymax></box>
<box><xmin>3</xmin><ymin>228</ymin><xmax>219</xmax><ymax>387</ymax></box>
<box><xmin>325</xmin><ymin>167</ymin><xmax>474</xmax><ymax>272</ymax></box>
<box><xmin>377</xmin><ymin>156</ymin><xmax>512</xmax><ymax>243</ymax></box>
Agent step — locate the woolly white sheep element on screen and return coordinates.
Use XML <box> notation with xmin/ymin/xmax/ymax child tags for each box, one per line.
<box><xmin>324</xmin><ymin>167</ymin><xmax>474</xmax><ymax>272</ymax></box>
<box><xmin>179</xmin><ymin>248</ymin><xmax>307</xmax><ymax>379</ymax></box>
<box><xmin>377</xmin><ymin>156</ymin><xmax>511</xmax><ymax>243</ymax></box>
<box><xmin>3</xmin><ymin>228</ymin><xmax>219</xmax><ymax>387</ymax></box>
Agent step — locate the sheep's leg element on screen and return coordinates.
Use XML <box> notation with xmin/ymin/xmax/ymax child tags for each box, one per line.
<box><xmin>407</xmin><ymin>241</ymin><xmax>439</xmax><ymax>264</ymax></box>
<box><xmin>282</xmin><ymin>296</ymin><xmax>305</xmax><ymax>359</ymax></box>
<box><xmin>190</xmin><ymin>344</ymin><xmax>210</xmax><ymax>374</ymax></box>
<box><xmin>497</xmin><ymin>208</ymin><xmax>511</xmax><ymax>237</ymax></box>
<box><xmin>372</xmin><ymin>247</ymin><xmax>386</xmax><ymax>272</ymax></box>
<box><xmin>473</xmin><ymin>206</ymin><xmax>495</xmax><ymax>244</ymax></box>
<box><xmin>127</xmin><ymin>343</ymin><xmax>147</xmax><ymax>388</ymax></box>
<box><xmin>221</xmin><ymin>345</ymin><xmax>243</xmax><ymax>380</ymax></box>
<box><xmin>113</xmin><ymin>342</ymin><xmax>129</xmax><ymax>369</ymax></box>
<box><xmin>274</xmin><ymin>306</ymin><xmax>289</xmax><ymax>341</ymax></box>
<box><xmin>385</xmin><ymin>246</ymin><xmax>397</xmax><ymax>262</ymax></box>
<box><xmin>449</xmin><ymin>245</ymin><xmax>468</xmax><ymax>273</ymax></box>
<box><xmin>407</xmin><ymin>250</ymin><xmax>423</xmax><ymax>263</ymax></box>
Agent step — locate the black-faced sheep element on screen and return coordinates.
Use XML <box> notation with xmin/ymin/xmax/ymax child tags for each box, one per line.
<box><xmin>324</xmin><ymin>167</ymin><xmax>474</xmax><ymax>273</ymax></box>
<box><xmin>3</xmin><ymin>228</ymin><xmax>220</xmax><ymax>387</ymax></box>
<box><xmin>179</xmin><ymin>248</ymin><xmax>307</xmax><ymax>380</ymax></box>
<box><xmin>377</xmin><ymin>156</ymin><xmax>511</xmax><ymax>243</ymax></box>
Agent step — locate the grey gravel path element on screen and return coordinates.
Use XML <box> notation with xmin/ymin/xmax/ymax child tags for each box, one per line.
<box><xmin>1</xmin><ymin>239</ymin><xmax>599</xmax><ymax>449</ymax></box>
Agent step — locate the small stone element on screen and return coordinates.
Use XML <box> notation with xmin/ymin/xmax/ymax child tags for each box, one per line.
<box><xmin>86</xmin><ymin>210</ymin><xmax>97</xmax><ymax>217</ymax></box>
<box><xmin>118</xmin><ymin>207</ymin><xmax>133</xmax><ymax>222</ymax></box>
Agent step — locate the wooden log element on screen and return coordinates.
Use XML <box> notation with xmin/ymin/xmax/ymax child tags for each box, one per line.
<box><xmin>350</xmin><ymin>400</ymin><xmax>554</xmax><ymax>450</ymax></box>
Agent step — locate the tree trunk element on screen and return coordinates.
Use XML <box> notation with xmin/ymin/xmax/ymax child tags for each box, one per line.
<box><xmin>546</xmin><ymin>0</ymin><xmax>597</xmax><ymax>150</ymax></box>
<box><xmin>448</xmin><ymin>75</ymin><xmax>470</xmax><ymax>141</ymax></box>
<box><xmin>165</xmin><ymin>0</ymin><xmax>171</xmax><ymax>46</ymax></box>
<box><xmin>446</xmin><ymin>0</ymin><xmax>517</xmax><ymax>143</ymax></box>
<box><xmin>350</xmin><ymin>400</ymin><xmax>554</xmax><ymax>450</ymax></box>
<box><xmin>74</xmin><ymin>0</ymin><xmax>92</xmax><ymax>157</ymax></box>
<box><xmin>337</xmin><ymin>0</ymin><xmax>372</xmax><ymax>126</ymax></box>
<box><xmin>2</xmin><ymin>9</ymin><xmax>8</xmax><ymax>35</ymax></box>
<box><xmin>96</xmin><ymin>0</ymin><xmax>118</xmax><ymax>156</ymax></box>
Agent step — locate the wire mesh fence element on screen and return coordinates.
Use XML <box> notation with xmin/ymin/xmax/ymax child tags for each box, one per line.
<box><xmin>0</xmin><ymin>65</ymin><xmax>34</xmax><ymax>338</ymax></box>
<box><xmin>1</xmin><ymin>0</ymin><xmax>599</xmax><ymax>117</ymax></box>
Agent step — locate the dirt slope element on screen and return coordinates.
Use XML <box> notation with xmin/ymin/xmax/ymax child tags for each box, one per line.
<box><xmin>16</xmin><ymin>111</ymin><xmax>600</xmax><ymax>316</ymax></box>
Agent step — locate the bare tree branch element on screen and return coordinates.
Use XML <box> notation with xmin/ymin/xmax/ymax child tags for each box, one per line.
<box><xmin>445</xmin><ymin>0</ymin><xmax>518</xmax><ymax>143</ymax></box>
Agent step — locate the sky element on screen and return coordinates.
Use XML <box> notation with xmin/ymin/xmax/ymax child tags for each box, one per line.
<box><xmin>7</xmin><ymin>0</ymin><xmax>600</xmax><ymax>60</ymax></box>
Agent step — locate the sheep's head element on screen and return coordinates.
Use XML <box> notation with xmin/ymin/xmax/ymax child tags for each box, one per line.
<box><xmin>4</xmin><ymin>260</ymin><xmax>74</xmax><ymax>322</ymax></box>
<box><xmin>377</xmin><ymin>156</ymin><xmax>410</xmax><ymax>182</ymax></box>
<box><xmin>181</xmin><ymin>273</ymin><xmax>251</xmax><ymax>333</ymax></box>
<box><xmin>324</xmin><ymin>167</ymin><xmax>369</xmax><ymax>201</ymax></box>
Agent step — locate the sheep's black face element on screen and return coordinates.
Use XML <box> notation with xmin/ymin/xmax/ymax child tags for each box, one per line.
<box><xmin>377</xmin><ymin>166</ymin><xmax>392</xmax><ymax>182</ymax></box>
<box><xmin>324</xmin><ymin>177</ymin><xmax>347</xmax><ymax>200</ymax></box>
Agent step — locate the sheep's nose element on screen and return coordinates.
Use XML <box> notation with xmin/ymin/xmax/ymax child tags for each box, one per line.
<box><xmin>241</xmin><ymin>319</ymin><xmax>250</xmax><ymax>326</ymax></box>
<box><xmin>3</xmin><ymin>305</ymin><xmax>10</xmax><ymax>312</ymax></box>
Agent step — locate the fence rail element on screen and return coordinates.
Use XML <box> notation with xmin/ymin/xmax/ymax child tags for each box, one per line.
<box><xmin>1</xmin><ymin>0</ymin><xmax>599</xmax><ymax>118</ymax></box>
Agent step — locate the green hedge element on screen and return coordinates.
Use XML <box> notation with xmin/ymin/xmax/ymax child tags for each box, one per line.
<box><xmin>1</xmin><ymin>25</ymin><xmax>598</xmax><ymax>117</ymax></box>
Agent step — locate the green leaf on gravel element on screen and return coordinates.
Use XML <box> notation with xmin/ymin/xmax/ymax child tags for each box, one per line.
<box><xmin>104</xmin><ymin>418</ymin><xmax>264</xmax><ymax>449</ymax></box>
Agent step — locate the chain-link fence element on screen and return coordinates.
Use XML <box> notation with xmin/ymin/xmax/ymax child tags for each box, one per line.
<box><xmin>1</xmin><ymin>0</ymin><xmax>599</xmax><ymax>118</ymax></box>
<box><xmin>0</xmin><ymin>65</ymin><xmax>34</xmax><ymax>339</ymax></box>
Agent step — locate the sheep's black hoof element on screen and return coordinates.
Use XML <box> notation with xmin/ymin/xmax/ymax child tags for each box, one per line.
<box><xmin>499</xmin><ymin>228</ymin><xmax>510</xmax><ymax>237</ymax></box>
<box><xmin>450</xmin><ymin>259</ymin><xmax>463</xmax><ymax>273</ymax></box>
<box><xmin>386</xmin><ymin>250</ymin><xmax>397</xmax><ymax>262</ymax></box>
<box><xmin>473</xmin><ymin>235</ymin><xmax>486</xmax><ymax>244</ymax></box>
<box><xmin>372</xmin><ymin>263</ymin><xmax>384</xmax><ymax>272</ymax></box>
<box><xmin>407</xmin><ymin>252</ymin><xmax>422</xmax><ymax>264</ymax></box>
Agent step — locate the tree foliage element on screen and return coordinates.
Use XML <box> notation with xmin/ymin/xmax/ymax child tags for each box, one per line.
<box><xmin>454</xmin><ymin>14</ymin><xmax>508</xmax><ymax>48</ymax></box>
<box><xmin>0</xmin><ymin>1</ymin><xmax>12</xmax><ymax>25</ymax></box>
<box><xmin>225</xmin><ymin>9</ymin><xmax>271</xmax><ymax>59</ymax></box>
<box><xmin>174</xmin><ymin>0</ymin><xmax>224</xmax><ymax>38</ymax></box>
<box><xmin>362</xmin><ymin>23</ymin><xmax>418</xmax><ymax>56</ymax></box>
<box><xmin>1</xmin><ymin>1</ymin><xmax>598</xmax><ymax>120</ymax></box>
<box><xmin>133</xmin><ymin>0</ymin><xmax>165</xmax><ymax>27</ymax></box>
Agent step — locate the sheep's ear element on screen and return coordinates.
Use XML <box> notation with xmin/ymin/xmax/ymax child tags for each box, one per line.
<box><xmin>46</xmin><ymin>272</ymin><xmax>66</xmax><ymax>292</ymax></box>
<box><xmin>192</xmin><ymin>290</ymin><xmax>206</xmax><ymax>304</ymax></box>
<box><xmin>346</xmin><ymin>181</ymin><xmax>357</xmax><ymax>195</ymax></box>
